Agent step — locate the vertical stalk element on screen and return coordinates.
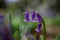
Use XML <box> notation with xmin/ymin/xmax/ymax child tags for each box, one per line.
<box><xmin>9</xmin><ymin>14</ymin><xmax>21</xmax><ymax>40</ymax></box>
<box><xmin>9</xmin><ymin>14</ymin><xmax>14</xmax><ymax>40</ymax></box>
<box><xmin>18</xmin><ymin>24</ymin><xmax>21</xmax><ymax>40</ymax></box>
<box><xmin>42</xmin><ymin>18</ymin><xmax>46</xmax><ymax>40</ymax></box>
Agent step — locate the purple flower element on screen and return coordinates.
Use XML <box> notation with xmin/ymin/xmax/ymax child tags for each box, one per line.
<box><xmin>0</xmin><ymin>14</ymin><xmax>4</xmax><ymax>24</ymax></box>
<box><xmin>36</xmin><ymin>13</ymin><xmax>42</xmax><ymax>22</ymax></box>
<box><xmin>0</xmin><ymin>14</ymin><xmax>4</xmax><ymax>19</ymax></box>
<box><xmin>38</xmin><ymin>23</ymin><xmax>42</xmax><ymax>31</ymax></box>
<box><xmin>34</xmin><ymin>12</ymin><xmax>42</xmax><ymax>32</ymax></box>
<box><xmin>36</xmin><ymin>23</ymin><xmax>42</xmax><ymax>32</ymax></box>
<box><xmin>25</xmin><ymin>12</ymin><xmax>29</xmax><ymax>21</ymax></box>
<box><xmin>32</xmin><ymin>12</ymin><xmax>36</xmax><ymax>21</ymax></box>
<box><xmin>1</xmin><ymin>26</ymin><xmax>12</xmax><ymax>40</ymax></box>
<box><xmin>26</xmin><ymin>32</ymin><xmax>28</xmax><ymax>37</ymax></box>
<box><xmin>32</xmin><ymin>11</ymin><xmax>42</xmax><ymax>22</ymax></box>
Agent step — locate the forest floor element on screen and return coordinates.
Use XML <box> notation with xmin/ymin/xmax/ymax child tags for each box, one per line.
<box><xmin>46</xmin><ymin>26</ymin><xmax>60</xmax><ymax>40</ymax></box>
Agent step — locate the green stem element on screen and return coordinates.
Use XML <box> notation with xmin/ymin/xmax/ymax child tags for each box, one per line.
<box><xmin>9</xmin><ymin>14</ymin><xmax>14</xmax><ymax>40</ymax></box>
<box><xmin>18</xmin><ymin>24</ymin><xmax>21</xmax><ymax>40</ymax></box>
<box><xmin>42</xmin><ymin>19</ymin><xmax>46</xmax><ymax>40</ymax></box>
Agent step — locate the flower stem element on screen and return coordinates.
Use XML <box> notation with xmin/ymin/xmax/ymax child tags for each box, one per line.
<box><xmin>42</xmin><ymin>18</ymin><xmax>46</xmax><ymax>40</ymax></box>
